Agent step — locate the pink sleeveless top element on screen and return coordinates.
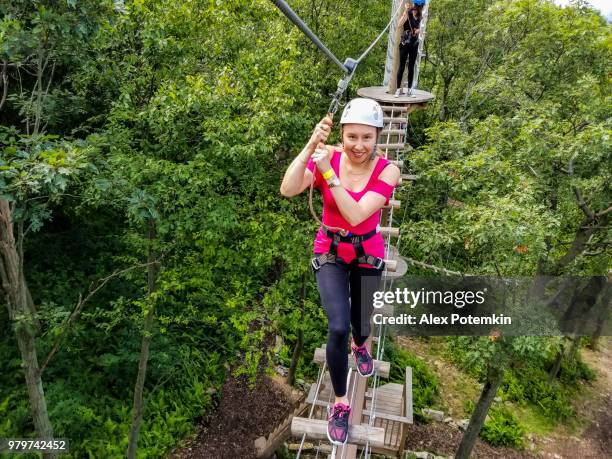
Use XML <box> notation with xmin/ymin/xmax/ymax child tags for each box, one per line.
<box><xmin>306</xmin><ymin>150</ymin><xmax>396</xmax><ymax>266</ymax></box>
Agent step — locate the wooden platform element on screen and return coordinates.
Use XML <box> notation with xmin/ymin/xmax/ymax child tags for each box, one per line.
<box><xmin>301</xmin><ymin>367</ymin><xmax>413</xmax><ymax>457</ymax></box>
<box><xmin>357</xmin><ymin>86</ymin><xmax>435</xmax><ymax>105</ymax></box>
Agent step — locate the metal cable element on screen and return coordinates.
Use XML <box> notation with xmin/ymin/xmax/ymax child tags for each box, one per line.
<box><xmin>355</xmin><ymin>4</ymin><xmax>403</xmax><ymax>64</ymax></box>
<box><xmin>339</xmin><ymin>368</ymin><xmax>355</xmax><ymax>459</ymax></box>
<box><xmin>296</xmin><ymin>360</ymin><xmax>327</xmax><ymax>459</ymax></box>
<box><xmin>364</xmin><ymin>105</ymin><xmax>402</xmax><ymax>457</ymax></box>
<box><xmin>270</xmin><ymin>0</ymin><xmax>348</xmax><ymax>73</ymax></box>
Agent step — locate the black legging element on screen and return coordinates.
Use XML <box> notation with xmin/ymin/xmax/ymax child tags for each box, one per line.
<box><xmin>315</xmin><ymin>262</ymin><xmax>382</xmax><ymax>397</ymax></box>
<box><xmin>396</xmin><ymin>42</ymin><xmax>419</xmax><ymax>89</ymax></box>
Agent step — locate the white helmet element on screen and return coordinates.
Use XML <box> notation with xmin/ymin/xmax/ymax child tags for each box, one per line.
<box><xmin>340</xmin><ymin>98</ymin><xmax>384</xmax><ymax>128</ymax></box>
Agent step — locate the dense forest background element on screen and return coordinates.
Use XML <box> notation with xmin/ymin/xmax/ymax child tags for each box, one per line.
<box><xmin>0</xmin><ymin>0</ymin><xmax>609</xmax><ymax>457</ymax></box>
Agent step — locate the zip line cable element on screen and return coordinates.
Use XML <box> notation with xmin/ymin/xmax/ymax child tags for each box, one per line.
<box><xmin>270</xmin><ymin>0</ymin><xmax>349</xmax><ymax>74</ymax></box>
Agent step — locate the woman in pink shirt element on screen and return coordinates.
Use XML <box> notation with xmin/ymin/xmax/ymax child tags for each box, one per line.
<box><xmin>280</xmin><ymin>98</ymin><xmax>400</xmax><ymax>445</ymax></box>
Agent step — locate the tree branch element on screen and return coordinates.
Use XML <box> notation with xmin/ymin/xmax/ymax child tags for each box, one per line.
<box><xmin>573</xmin><ymin>186</ymin><xmax>595</xmax><ymax>220</ymax></box>
<box><xmin>569</xmin><ymin>153</ymin><xmax>595</xmax><ymax>220</ymax></box>
<box><xmin>0</xmin><ymin>61</ymin><xmax>8</xmax><ymax>112</ymax></box>
<box><xmin>39</xmin><ymin>261</ymin><xmax>159</xmax><ymax>375</ymax></box>
<box><xmin>596</xmin><ymin>205</ymin><xmax>612</xmax><ymax>218</ymax></box>
<box><xmin>0</xmin><ymin>254</ymin><xmax>12</xmax><ymax>319</ymax></box>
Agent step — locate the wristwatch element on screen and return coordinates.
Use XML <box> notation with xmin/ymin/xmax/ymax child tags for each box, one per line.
<box><xmin>328</xmin><ymin>177</ymin><xmax>341</xmax><ymax>188</ymax></box>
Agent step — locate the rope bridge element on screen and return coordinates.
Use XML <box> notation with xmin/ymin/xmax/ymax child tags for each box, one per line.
<box><xmin>255</xmin><ymin>2</ymin><xmax>464</xmax><ymax>458</ymax></box>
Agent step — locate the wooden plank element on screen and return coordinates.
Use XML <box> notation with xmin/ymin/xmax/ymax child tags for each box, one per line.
<box><xmin>364</xmin><ymin>402</ymin><xmax>403</xmax><ymax>416</ymax></box>
<box><xmin>305</xmin><ymin>389</ymin><xmax>406</xmax><ymax>421</ymax></box>
<box><xmin>305</xmin><ymin>376</ymin><xmax>331</xmax><ymax>405</ymax></box>
<box><xmin>384</xmin><ymin>259</ymin><xmax>397</xmax><ymax>272</ymax></box>
<box><xmin>361</xmin><ymin>410</ymin><xmax>412</xmax><ymax>424</ymax></box>
<box><xmin>397</xmin><ymin>174</ymin><xmax>417</xmax><ymax>186</ymax></box>
<box><xmin>364</xmin><ymin>389</ymin><xmax>404</xmax><ymax>402</ymax></box>
<box><xmin>356</xmin><ymin>86</ymin><xmax>435</xmax><ymax>105</ymax></box>
<box><xmin>378</xmin><ymin>143</ymin><xmax>405</xmax><ymax>151</ymax></box>
<box><xmin>312</xmin><ymin>348</ymin><xmax>390</xmax><ymax>378</ymax></box>
<box><xmin>383</xmin><ymin>261</ymin><xmax>408</xmax><ymax>279</ymax></box>
<box><xmin>365</xmin><ymin>382</ymin><xmax>404</xmax><ymax>396</ymax></box>
<box><xmin>365</xmin><ymin>393</ymin><xmax>403</xmax><ymax>404</ymax></box>
<box><xmin>340</xmin><ymin>351</ymin><xmax>367</xmax><ymax>458</ymax></box>
<box><xmin>388</xmin><ymin>160</ymin><xmax>404</xmax><ymax>168</ymax></box>
<box><xmin>383</xmin><ymin>245</ymin><xmax>408</xmax><ymax>279</ymax></box>
<box><xmin>364</xmin><ymin>396</ymin><xmax>403</xmax><ymax>409</ymax></box>
<box><xmin>364</xmin><ymin>400</ymin><xmax>403</xmax><ymax>413</ymax></box>
<box><xmin>366</xmin><ymin>386</ymin><xmax>404</xmax><ymax>397</ymax></box>
<box><xmin>383</xmin><ymin>199</ymin><xmax>401</xmax><ymax>210</ymax></box>
<box><xmin>387</xmin><ymin>421</ymin><xmax>402</xmax><ymax>447</ymax></box>
<box><xmin>383</xmin><ymin>116</ymin><xmax>406</xmax><ymax>124</ymax></box>
<box><xmin>405</xmin><ymin>366</ymin><xmax>413</xmax><ymax>424</ymax></box>
<box><xmin>380</xmin><ymin>105</ymin><xmax>408</xmax><ymax>113</ymax></box>
<box><xmin>380</xmin><ymin>128</ymin><xmax>405</xmax><ymax>135</ymax></box>
<box><xmin>380</xmin><ymin>226</ymin><xmax>400</xmax><ymax>237</ymax></box>
<box><xmin>290</xmin><ymin>417</ymin><xmax>386</xmax><ymax>448</ymax></box>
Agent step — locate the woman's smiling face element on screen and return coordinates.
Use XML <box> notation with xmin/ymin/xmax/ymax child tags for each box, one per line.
<box><xmin>342</xmin><ymin>123</ymin><xmax>378</xmax><ymax>164</ymax></box>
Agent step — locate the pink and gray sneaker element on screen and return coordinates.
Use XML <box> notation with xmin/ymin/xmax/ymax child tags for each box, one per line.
<box><xmin>327</xmin><ymin>402</ymin><xmax>351</xmax><ymax>445</ymax></box>
<box><xmin>351</xmin><ymin>338</ymin><xmax>375</xmax><ymax>377</ymax></box>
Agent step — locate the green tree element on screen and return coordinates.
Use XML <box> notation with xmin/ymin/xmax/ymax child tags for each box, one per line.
<box><xmin>405</xmin><ymin>1</ymin><xmax>610</xmax><ymax>456</ymax></box>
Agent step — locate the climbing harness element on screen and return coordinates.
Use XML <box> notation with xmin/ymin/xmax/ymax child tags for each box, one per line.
<box><xmin>311</xmin><ymin>228</ymin><xmax>386</xmax><ymax>272</ymax></box>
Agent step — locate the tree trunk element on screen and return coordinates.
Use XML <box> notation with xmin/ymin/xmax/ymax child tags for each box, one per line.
<box><xmin>438</xmin><ymin>74</ymin><xmax>452</xmax><ymax>121</ymax></box>
<box><xmin>566</xmin><ymin>336</ymin><xmax>581</xmax><ymax>362</ymax></box>
<box><xmin>530</xmin><ymin>217</ymin><xmax>603</xmax><ymax>300</ymax></box>
<box><xmin>559</xmin><ymin>276</ymin><xmax>606</xmax><ymax>335</ymax></box>
<box><xmin>288</xmin><ymin>274</ymin><xmax>307</xmax><ymax>386</ymax></box>
<box><xmin>456</xmin><ymin>365</ymin><xmax>504</xmax><ymax>459</ymax></box>
<box><xmin>127</xmin><ymin>218</ymin><xmax>159</xmax><ymax>459</ymax></box>
<box><xmin>548</xmin><ymin>341</ymin><xmax>565</xmax><ymax>383</ymax></box>
<box><xmin>588</xmin><ymin>281</ymin><xmax>611</xmax><ymax>350</ymax></box>
<box><xmin>0</xmin><ymin>200</ymin><xmax>57</xmax><ymax>459</ymax></box>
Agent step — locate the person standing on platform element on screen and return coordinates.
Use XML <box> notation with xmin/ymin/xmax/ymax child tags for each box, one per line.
<box><xmin>395</xmin><ymin>1</ymin><xmax>424</xmax><ymax>97</ymax></box>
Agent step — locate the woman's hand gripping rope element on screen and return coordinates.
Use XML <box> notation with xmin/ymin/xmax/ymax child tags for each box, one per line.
<box><xmin>307</xmin><ymin>115</ymin><xmax>351</xmax><ymax>237</ymax></box>
<box><xmin>308</xmin><ymin>115</ymin><xmax>333</xmax><ymax>152</ymax></box>
<box><xmin>311</xmin><ymin>145</ymin><xmax>333</xmax><ymax>176</ymax></box>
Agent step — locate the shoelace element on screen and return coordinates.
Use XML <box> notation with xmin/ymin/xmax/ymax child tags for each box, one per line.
<box><xmin>353</xmin><ymin>345</ymin><xmax>370</xmax><ymax>363</ymax></box>
<box><xmin>331</xmin><ymin>405</ymin><xmax>350</xmax><ymax>427</ymax></box>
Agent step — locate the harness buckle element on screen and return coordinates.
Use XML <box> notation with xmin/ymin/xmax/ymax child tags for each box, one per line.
<box><xmin>311</xmin><ymin>257</ymin><xmax>321</xmax><ymax>272</ymax></box>
<box><xmin>373</xmin><ymin>258</ymin><xmax>385</xmax><ymax>271</ymax></box>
